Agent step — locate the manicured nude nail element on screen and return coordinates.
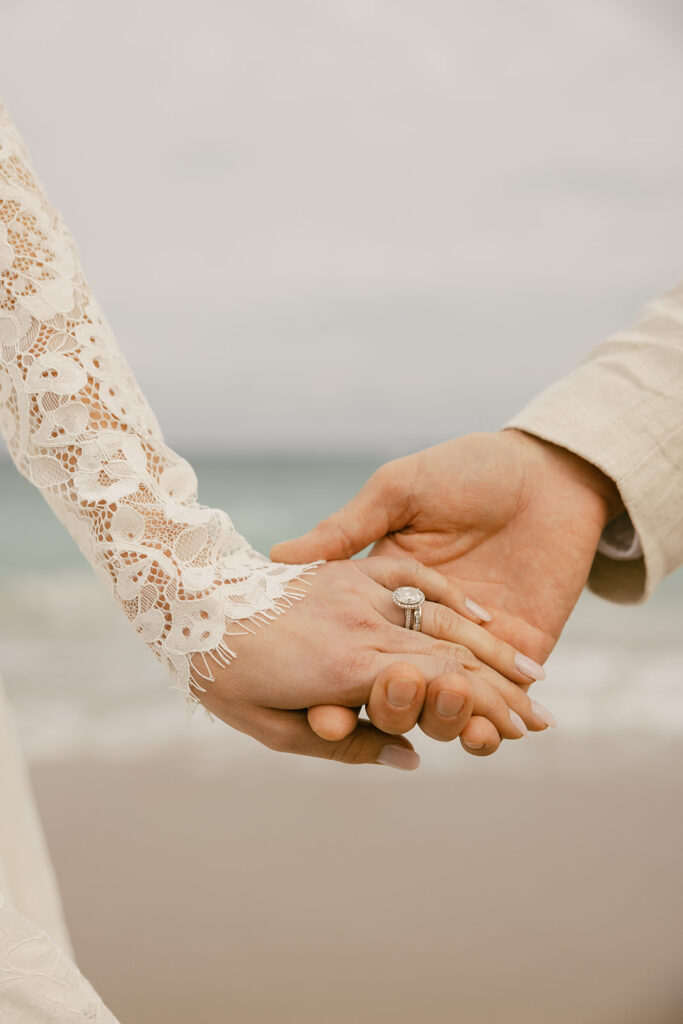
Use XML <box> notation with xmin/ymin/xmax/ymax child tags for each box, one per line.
<box><xmin>387</xmin><ymin>680</ymin><xmax>418</xmax><ymax>709</ymax></box>
<box><xmin>464</xmin><ymin>598</ymin><xmax>492</xmax><ymax>622</ymax></box>
<box><xmin>514</xmin><ymin>653</ymin><xmax>546</xmax><ymax>681</ymax></box>
<box><xmin>377</xmin><ymin>745</ymin><xmax>421</xmax><ymax>771</ymax></box>
<box><xmin>531</xmin><ymin>700</ymin><xmax>557</xmax><ymax>728</ymax></box>
<box><xmin>436</xmin><ymin>691</ymin><xmax>466</xmax><ymax>718</ymax></box>
<box><xmin>509</xmin><ymin>710</ymin><xmax>528</xmax><ymax>737</ymax></box>
<box><xmin>462</xmin><ymin>740</ymin><xmax>486</xmax><ymax>751</ymax></box>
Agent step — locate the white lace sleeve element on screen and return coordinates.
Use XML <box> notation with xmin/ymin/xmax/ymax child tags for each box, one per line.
<box><xmin>0</xmin><ymin>102</ymin><xmax>317</xmax><ymax>699</ymax></box>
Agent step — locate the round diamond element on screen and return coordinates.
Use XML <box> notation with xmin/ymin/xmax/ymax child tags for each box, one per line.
<box><xmin>392</xmin><ymin>586</ymin><xmax>425</xmax><ymax>608</ymax></box>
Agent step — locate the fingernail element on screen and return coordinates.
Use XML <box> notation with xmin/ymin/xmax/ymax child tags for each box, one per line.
<box><xmin>514</xmin><ymin>653</ymin><xmax>546</xmax><ymax>681</ymax></box>
<box><xmin>436</xmin><ymin>690</ymin><xmax>466</xmax><ymax>718</ymax></box>
<box><xmin>464</xmin><ymin>598</ymin><xmax>492</xmax><ymax>622</ymax></box>
<box><xmin>509</xmin><ymin>710</ymin><xmax>528</xmax><ymax>737</ymax></box>
<box><xmin>531</xmin><ymin>700</ymin><xmax>557</xmax><ymax>728</ymax></box>
<box><xmin>377</xmin><ymin>745</ymin><xmax>421</xmax><ymax>771</ymax></box>
<box><xmin>462</xmin><ymin>740</ymin><xmax>485</xmax><ymax>751</ymax></box>
<box><xmin>387</xmin><ymin>680</ymin><xmax>419</xmax><ymax>709</ymax></box>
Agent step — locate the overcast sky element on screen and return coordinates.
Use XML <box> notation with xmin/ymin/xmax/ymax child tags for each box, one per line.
<box><xmin>2</xmin><ymin>0</ymin><xmax>682</xmax><ymax>456</ymax></box>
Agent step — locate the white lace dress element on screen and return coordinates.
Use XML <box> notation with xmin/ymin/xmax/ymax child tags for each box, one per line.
<box><xmin>0</xmin><ymin>103</ymin><xmax>314</xmax><ymax>1020</ymax></box>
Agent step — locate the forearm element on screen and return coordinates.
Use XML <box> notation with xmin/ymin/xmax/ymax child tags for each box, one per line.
<box><xmin>0</xmin><ymin>102</ymin><xmax>315</xmax><ymax>696</ymax></box>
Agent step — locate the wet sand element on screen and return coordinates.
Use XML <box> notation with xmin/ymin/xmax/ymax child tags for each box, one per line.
<box><xmin>32</xmin><ymin>740</ymin><xmax>683</xmax><ymax>1024</ymax></box>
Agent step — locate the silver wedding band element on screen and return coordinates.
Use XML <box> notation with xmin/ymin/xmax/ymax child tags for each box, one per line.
<box><xmin>392</xmin><ymin>586</ymin><xmax>425</xmax><ymax>631</ymax></box>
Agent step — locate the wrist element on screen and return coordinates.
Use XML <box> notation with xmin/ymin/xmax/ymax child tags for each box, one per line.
<box><xmin>506</xmin><ymin>428</ymin><xmax>624</xmax><ymax>529</ymax></box>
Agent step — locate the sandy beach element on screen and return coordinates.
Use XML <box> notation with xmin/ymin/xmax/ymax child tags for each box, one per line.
<box><xmin>31</xmin><ymin>740</ymin><xmax>683</xmax><ymax>1024</ymax></box>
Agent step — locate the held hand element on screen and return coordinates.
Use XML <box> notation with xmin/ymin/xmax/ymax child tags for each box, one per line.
<box><xmin>195</xmin><ymin>557</ymin><xmax>548</xmax><ymax>768</ymax></box>
<box><xmin>272</xmin><ymin>430</ymin><xmax>622</xmax><ymax>753</ymax></box>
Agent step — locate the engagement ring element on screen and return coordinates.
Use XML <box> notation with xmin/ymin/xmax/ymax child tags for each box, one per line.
<box><xmin>392</xmin><ymin>586</ymin><xmax>425</xmax><ymax>631</ymax></box>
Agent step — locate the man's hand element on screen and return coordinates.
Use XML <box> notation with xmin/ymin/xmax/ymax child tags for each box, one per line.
<box><xmin>272</xmin><ymin>430</ymin><xmax>622</xmax><ymax>753</ymax></box>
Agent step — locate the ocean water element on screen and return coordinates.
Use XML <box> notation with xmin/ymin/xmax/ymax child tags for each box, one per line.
<box><xmin>1</xmin><ymin>456</ymin><xmax>682</xmax><ymax>765</ymax></box>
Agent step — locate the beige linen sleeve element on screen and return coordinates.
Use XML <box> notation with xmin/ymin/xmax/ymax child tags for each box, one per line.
<box><xmin>507</xmin><ymin>278</ymin><xmax>683</xmax><ymax>604</ymax></box>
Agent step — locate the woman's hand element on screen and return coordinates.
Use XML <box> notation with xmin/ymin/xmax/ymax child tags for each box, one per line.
<box><xmin>194</xmin><ymin>557</ymin><xmax>551</xmax><ymax>767</ymax></box>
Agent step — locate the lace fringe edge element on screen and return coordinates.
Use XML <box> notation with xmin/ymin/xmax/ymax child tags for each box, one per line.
<box><xmin>172</xmin><ymin>563</ymin><xmax>322</xmax><ymax>710</ymax></box>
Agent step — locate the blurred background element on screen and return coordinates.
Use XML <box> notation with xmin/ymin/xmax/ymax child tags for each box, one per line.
<box><xmin>1</xmin><ymin>1</ymin><xmax>682</xmax><ymax>1021</ymax></box>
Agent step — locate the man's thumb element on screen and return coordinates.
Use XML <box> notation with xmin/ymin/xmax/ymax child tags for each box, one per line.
<box><xmin>271</xmin><ymin>469</ymin><xmax>399</xmax><ymax>562</ymax></box>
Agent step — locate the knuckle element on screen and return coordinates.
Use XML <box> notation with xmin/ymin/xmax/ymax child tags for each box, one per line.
<box><xmin>488</xmin><ymin>634</ymin><xmax>508</xmax><ymax>663</ymax></box>
<box><xmin>401</xmin><ymin>556</ymin><xmax>423</xmax><ymax>576</ymax></box>
<box><xmin>427</xmin><ymin>640</ymin><xmax>456</xmax><ymax>662</ymax></box>
<box><xmin>341</xmin><ymin>606</ymin><xmax>379</xmax><ymax>635</ymax></box>
<box><xmin>430</xmin><ymin>655</ymin><xmax>464</xmax><ymax>678</ymax></box>
<box><xmin>428</xmin><ymin>642</ymin><xmax>471</xmax><ymax>673</ymax></box>
<box><xmin>432</xmin><ymin>604</ymin><xmax>458</xmax><ymax>640</ymax></box>
<box><xmin>371</xmin><ymin>463</ymin><xmax>393</xmax><ymax>489</ymax></box>
<box><xmin>373</xmin><ymin>459</ymin><xmax>403</xmax><ymax>496</ymax></box>
<box><xmin>452</xmin><ymin>643</ymin><xmax>481</xmax><ymax>673</ymax></box>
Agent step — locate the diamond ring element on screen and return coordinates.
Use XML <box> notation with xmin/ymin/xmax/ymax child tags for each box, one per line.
<box><xmin>392</xmin><ymin>586</ymin><xmax>426</xmax><ymax>631</ymax></box>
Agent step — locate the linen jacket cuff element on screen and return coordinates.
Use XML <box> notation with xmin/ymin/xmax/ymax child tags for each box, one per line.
<box><xmin>506</xmin><ymin>279</ymin><xmax>683</xmax><ymax>604</ymax></box>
